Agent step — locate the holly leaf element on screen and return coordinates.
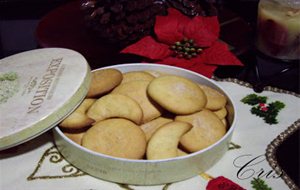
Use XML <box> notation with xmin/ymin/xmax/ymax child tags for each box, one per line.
<box><xmin>251</xmin><ymin>178</ymin><xmax>272</xmax><ymax>190</ymax></box>
<box><xmin>251</xmin><ymin>106</ymin><xmax>266</xmax><ymax>117</ymax></box>
<box><xmin>241</xmin><ymin>94</ymin><xmax>267</xmax><ymax>105</ymax></box>
<box><xmin>263</xmin><ymin>101</ymin><xmax>285</xmax><ymax>124</ymax></box>
<box><xmin>269</xmin><ymin>101</ymin><xmax>285</xmax><ymax>111</ymax></box>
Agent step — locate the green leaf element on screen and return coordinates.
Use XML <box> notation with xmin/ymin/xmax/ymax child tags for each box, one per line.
<box><xmin>251</xmin><ymin>178</ymin><xmax>272</xmax><ymax>190</ymax></box>
<box><xmin>241</xmin><ymin>94</ymin><xmax>267</xmax><ymax>105</ymax></box>
<box><xmin>251</xmin><ymin>106</ymin><xmax>266</xmax><ymax>117</ymax></box>
<box><xmin>242</xmin><ymin>94</ymin><xmax>285</xmax><ymax>125</ymax></box>
<box><xmin>269</xmin><ymin>101</ymin><xmax>285</xmax><ymax>110</ymax></box>
<box><xmin>264</xmin><ymin>101</ymin><xmax>285</xmax><ymax>124</ymax></box>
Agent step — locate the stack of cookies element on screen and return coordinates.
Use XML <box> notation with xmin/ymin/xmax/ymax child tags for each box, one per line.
<box><xmin>59</xmin><ymin>68</ymin><xmax>229</xmax><ymax>160</ymax></box>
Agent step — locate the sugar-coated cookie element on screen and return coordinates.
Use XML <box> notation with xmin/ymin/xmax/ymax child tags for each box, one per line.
<box><xmin>111</xmin><ymin>80</ymin><xmax>162</xmax><ymax>123</ymax></box>
<box><xmin>176</xmin><ymin>109</ymin><xmax>226</xmax><ymax>152</ymax></box>
<box><xmin>147</xmin><ymin>75</ymin><xmax>207</xmax><ymax>115</ymax></box>
<box><xmin>86</xmin><ymin>69</ymin><xmax>123</xmax><ymax>98</ymax></box>
<box><xmin>121</xmin><ymin>71</ymin><xmax>155</xmax><ymax>84</ymax></box>
<box><xmin>198</xmin><ymin>84</ymin><xmax>227</xmax><ymax>110</ymax></box>
<box><xmin>146</xmin><ymin>121</ymin><xmax>192</xmax><ymax>160</ymax></box>
<box><xmin>59</xmin><ymin>99</ymin><xmax>96</xmax><ymax>129</ymax></box>
<box><xmin>140</xmin><ymin>117</ymin><xmax>173</xmax><ymax>141</ymax></box>
<box><xmin>82</xmin><ymin>118</ymin><xmax>146</xmax><ymax>159</ymax></box>
<box><xmin>87</xmin><ymin>94</ymin><xmax>143</xmax><ymax>124</ymax></box>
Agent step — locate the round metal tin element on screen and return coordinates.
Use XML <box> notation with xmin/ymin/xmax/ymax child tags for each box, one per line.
<box><xmin>53</xmin><ymin>63</ymin><xmax>237</xmax><ymax>185</ymax></box>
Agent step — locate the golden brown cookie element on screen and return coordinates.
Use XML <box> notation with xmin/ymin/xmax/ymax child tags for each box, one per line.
<box><xmin>198</xmin><ymin>84</ymin><xmax>227</xmax><ymax>110</ymax></box>
<box><xmin>59</xmin><ymin>99</ymin><xmax>96</xmax><ymax>129</ymax></box>
<box><xmin>147</xmin><ymin>75</ymin><xmax>207</xmax><ymax>115</ymax></box>
<box><xmin>140</xmin><ymin>117</ymin><xmax>173</xmax><ymax>141</ymax></box>
<box><xmin>177</xmin><ymin>149</ymin><xmax>188</xmax><ymax>157</ymax></box>
<box><xmin>213</xmin><ymin>107</ymin><xmax>228</xmax><ymax>119</ymax></box>
<box><xmin>62</xmin><ymin>128</ymin><xmax>87</xmax><ymax>145</ymax></box>
<box><xmin>146</xmin><ymin>121</ymin><xmax>192</xmax><ymax>160</ymax></box>
<box><xmin>221</xmin><ymin>118</ymin><xmax>228</xmax><ymax>128</ymax></box>
<box><xmin>86</xmin><ymin>69</ymin><xmax>123</xmax><ymax>98</ymax></box>
<box><xmin>121</xmin><ymin>71</ymin><xmax>155</xmax><ymax>84</ymax></box>
<box><xmin>87</xmin><ymin>94</ymin><xmax>143</xmax><ymax>124</ymax></box>
<box><xmin>111</xmin><ymin>80</ymin><xmax>162</xmax><ymax>123</ymax></box>
<box><xmin>175</xmin><ymin>109</ymin><xmax>226</xmax><ymax>152</ymax></box>
<box><xmin>82</xmin><ymin>118</ymin><xmax>146</xmax><ymax>159</ymax></box>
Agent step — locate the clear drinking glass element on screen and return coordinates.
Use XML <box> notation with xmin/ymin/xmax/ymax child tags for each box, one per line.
<box><xmin>256</xmin><ymin>0</ymin><xmax>300</xmax><ymax>61</ymax></box>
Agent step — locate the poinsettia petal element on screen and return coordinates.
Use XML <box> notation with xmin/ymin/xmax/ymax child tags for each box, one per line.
<box><xmin>121</xmin><ymin>36</ymin><xmax>171</xmax><ymax>60</ymax></box>
<box><xmin>187</xmin><ymin>61</ymin><xmax>217</xmax><ymax>78</ymax></box>
<box><xmin>155</xmin><ymin>8</ymin><xmax>188</xmax><ymax>44</ymax></box>
<box><xmin>206</xmin><ymin>176</ymin><xmax>246</xmax><ymax>190</ymax></box>
<box><xmin>201</xmin><ymin>41</ymin><xmax>243</xmax><ymax>66</ymax></box>
<box><xmin>159</xmin><ymin>56</ymin><xmax>194</xmax><ymax>67</ymax></box>
<box><xmin>159</xmin><ymin>56</ymin><xmax>217</xmax><ymax>78</ymax></box>
<box><xmin>201</xmin><ymin>16</ymin><xmax>220</xmax><ymax>38</ymax></box>
<box><xmin>184</xmin><ymin>16</ymin><xmax>220</xmax><ymax>47</ymax></box>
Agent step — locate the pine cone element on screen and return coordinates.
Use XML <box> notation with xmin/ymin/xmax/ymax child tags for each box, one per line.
<box><xmin>165</xmin><ymin>0</ymin><xmax>217</xmax><ymax>17</ymax></box>
<box><xmin>81</xmin><ymin>0</ymin><xmax>165</xmax><ymax>46</ymax></box>
<box><xmin>80</xmin><ymin>0</ymin><xmax>217</xmax><ymax>47</ymax></box>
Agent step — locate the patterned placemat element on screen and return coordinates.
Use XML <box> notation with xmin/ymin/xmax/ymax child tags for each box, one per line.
<box><xmin>1</xmin><ymin>79</ymin><xmax>299</xmax><ymax>190</ymax></box>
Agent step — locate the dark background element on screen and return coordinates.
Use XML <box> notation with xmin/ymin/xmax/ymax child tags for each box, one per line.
<box><xmin>0</xmin><ymin>0</ymin><xmax>72</xmax><ymax>57</ymax></box>
<box><xmin>0</xmin><ymin>0</ymin><xmax>260</xmax><ymax>58</ymax></box>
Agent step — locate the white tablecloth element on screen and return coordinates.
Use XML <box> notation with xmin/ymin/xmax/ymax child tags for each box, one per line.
<box><xmin>1</xmin><ymin>79</ymin><xmax>299</xmax><ymax>190</ymax></box>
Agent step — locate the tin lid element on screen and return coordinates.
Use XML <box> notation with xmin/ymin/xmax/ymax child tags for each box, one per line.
<box><xmin>0</xmin><ymin>48</ymin><xmax>91</xmax><ymax>150</ymax></box>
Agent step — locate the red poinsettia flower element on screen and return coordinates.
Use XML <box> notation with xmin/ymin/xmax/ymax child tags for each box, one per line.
<box><xmin>206</xmin><ymin>176</ymin><xmax>246</xmax><ymax>190</ymax></box>
<box><xmin>121</xmin><ymin>8</ymin><xmax>243</xmax><ymax>78</ymax></box>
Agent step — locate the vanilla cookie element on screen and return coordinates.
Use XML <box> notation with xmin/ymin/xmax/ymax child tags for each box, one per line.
<box><xmin>177</xmin><ymin>149</ymin><xmax>188</xmax><ymax>157</ymax></box>
<box><xmin>62</xmin><ymin>128</ymin><xmax>87</xmax><ymax>145</ymax></box>
<box><xmin>147</xmin><ymin>75</ymin><xmax>207</xmax><ymax>115</ymax></box>
<box><xmin>175</xmin><ymin>109</ymin><xmax>226</xmax><ymax>152</ymax></box>
<box><xmin>147</xmin><ymin>121</ymin><xmax>192</xmax><ymax>160</ymax></box>
<box><xmin>59</xmin><ymin>99</ymin><xmax>96</xmax><ymax>129</ymax></box>
<box><xmin>82</xmin><ymin>118</ymin><xmax>146</xmax><ymax>159</ymax></box>
<box><xmin>143</xmin><ymin>70</ymin><xmax>165</xmax><ymax>78</ymax></box>
<box><xmin>198</xmin><ymin>84</ymin><xmax>227</xmax><ymax>110</ymax></box>
<box><xmin>221</xmin><ymin>118</ymin><xmax>228</xmax><ymax>128</ymax></box>
<box><xmin>121</xmin><ymin>71</ymin><xmax>155</xmax><ymax>84</ymax></box>
<box><xmin>213</xmin><ymin>107</ymin><xmax>227</xmax><ymax>120</ymax></box>
<box><xmin>111</xmin><ymin>80</ymin><xmax>162</xmax><ymax>123</ymax></box>
<box><xmin>140</xmin><ymin>117</ymin><xmax>173</xmax><ymax>141</ymax></box>
<box><xmin>86</xmin><ymin>69</ymin><xmax>123</xmax><ymax>98</ymax></box>
<box><xmin>87</xmin><ymin>94</ymin><xmax>143</xmax><ymax>124</ymax></box>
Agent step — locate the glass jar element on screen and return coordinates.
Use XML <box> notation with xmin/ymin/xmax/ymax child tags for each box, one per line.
<box><xmin>256</xmin><ymin>0</ymin><xmax>300</xmax><ymax>61</ymax></box>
